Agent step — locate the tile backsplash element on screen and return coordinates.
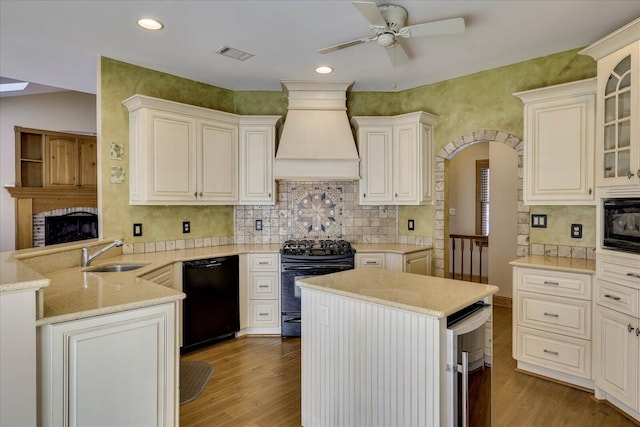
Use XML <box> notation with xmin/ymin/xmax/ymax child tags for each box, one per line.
<box><xmin>235</xmin><ymin>181</ymin><xmax>399</xmax><ymax>244</ymax></box>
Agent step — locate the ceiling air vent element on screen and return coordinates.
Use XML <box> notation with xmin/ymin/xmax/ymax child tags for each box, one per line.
<box><xmin>216</xmin><ymin>46</ymin><xmax>254</xmax><ymax>61</ymax></box>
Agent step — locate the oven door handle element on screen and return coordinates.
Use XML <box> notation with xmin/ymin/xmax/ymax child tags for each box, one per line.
<box><xmin>283</xmin><ymin>265</ymin><xmax>353</xmax><ymax>271</ymax></box>
<box><xmin>283</xmin><ymin>318</ymin><xmax>302</xmax><ymax>324</ymax></box>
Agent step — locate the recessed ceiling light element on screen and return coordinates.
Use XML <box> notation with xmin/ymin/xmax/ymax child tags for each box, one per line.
<box><xmin>315</xmin><ymin>66</ymin><xmax>333</xmax><ymax>74</ymax></box>
<box><xmin>0</xmin><ymin>81</ymin><xmax>29</xmax><ymax>92</ymax></box>
<box><xmin>137</xmin><ymin>18</ymin><xmax>164</xmax><ymax>30</ymax></box>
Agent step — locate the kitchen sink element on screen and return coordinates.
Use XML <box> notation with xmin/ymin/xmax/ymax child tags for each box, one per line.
<box><xmin>85</xmin><ymin>263</ymin><xmax>149</xmax><ymax>273</ymax></box>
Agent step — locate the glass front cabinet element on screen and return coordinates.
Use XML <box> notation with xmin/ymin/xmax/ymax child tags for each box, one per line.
<box><xmin>581</xmin><ymin>20</ymin><xmax>640</xmax><ymax>188</ymax></box>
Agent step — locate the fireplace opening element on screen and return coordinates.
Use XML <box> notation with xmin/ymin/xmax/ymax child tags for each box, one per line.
<box><xmin>45</xmin><ymin>212</ymin><xmax>98</xmax><ymax>245</ymax></box>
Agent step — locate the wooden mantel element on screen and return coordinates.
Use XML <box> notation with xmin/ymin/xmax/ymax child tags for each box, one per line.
<box><xmin>6</xmin><ymin>187</ymin><xmax>97</xmax><ymax>249</ymax></box>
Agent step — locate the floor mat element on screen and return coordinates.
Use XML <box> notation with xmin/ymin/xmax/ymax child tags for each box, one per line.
<box><xmin>180</xmin><ymin>361</ymin><xmax>213</xmax><ymax>406</ymax></box>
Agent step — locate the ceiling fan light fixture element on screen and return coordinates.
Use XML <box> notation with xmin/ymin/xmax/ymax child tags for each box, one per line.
<box><xmin>377</xmin><ymin>32</ymin><xmax>395</xmax><ymax>48</ymax></box>
<box><xmin>137</xmin><ymin>18</ymin><xmax>164</xmax><ymax>30</ymax></box>
<box><xmin>315</xmin><ymin>66</ymin><xmax>333</xmax><ymax>74</ymax></box>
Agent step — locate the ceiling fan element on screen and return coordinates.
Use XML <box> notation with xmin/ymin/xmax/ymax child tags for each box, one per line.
<box><xmin>318</xmin><ymin>1</ymin><xmax>465</xmax><ymax>66</ymax></box>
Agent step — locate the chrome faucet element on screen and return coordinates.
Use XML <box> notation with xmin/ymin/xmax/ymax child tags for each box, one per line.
<box><xmin>81</xmin><ymin>239</ymin><xmax>124</xmax><ymax>267</ymax></box>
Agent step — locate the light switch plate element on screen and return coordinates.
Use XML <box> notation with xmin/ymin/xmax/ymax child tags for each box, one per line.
<box><xmin>133</xmin><ymin>223</ymin><xmax>142</xmax><ymax>237</ymax></box>
<box><xmin>408</xmin><ymin>219</ymin><xmax>415</xmax><ymax>231</ymax></box>
<box><xmin>182</xmin><ymin>221</ymin><xmax>190</xmax><ymax>233</ymax></box>
<box><xmin>255</xmin><ymin>219</ymin><xmax>263</xmax><ymax>231</ymax></box>
<box><xmin>531</xmin><ymin>214</ymin><xmax>547</xmax><ymax>228</ymax></box>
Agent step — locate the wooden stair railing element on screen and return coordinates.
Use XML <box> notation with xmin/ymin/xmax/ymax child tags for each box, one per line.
<box><xmin>450</xmin><ymin>234</ymin><xmax>489</xmax><ymax>283</ymax></box>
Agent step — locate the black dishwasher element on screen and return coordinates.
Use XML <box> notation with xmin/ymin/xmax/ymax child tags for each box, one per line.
<box><xmin>182</xmin><ymin>256</ymin><xmax>239</xmax><ymax>353</ymax></box>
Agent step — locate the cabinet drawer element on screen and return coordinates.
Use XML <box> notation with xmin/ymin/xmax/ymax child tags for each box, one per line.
<box><xmin>516</xmin><ymin>267</ymin><xmax>592</xmax><ymax>300</ymax></box>
<box><xmin>249</xmin><ymin>253</ymin><xmax>278</xmax><ymax>271</ymax></box>
<box><xmin>597</xmin><ymin>255</ymin><xmax>640</xmax><ymax>290</ymax></box>
<box><xmin>518</xmin><ymin>292</ymin><xmax>591</xmax><ymax>339</ymax></box>
<box><xmin>595</xmin><ymin>279</ymin><xmax>639</xmax><ymax>317</ymax></box>
<box><xmin>517</xmin><ymin>326</ymin><xmax>591</xmax><ymax>379</ymax></box>
<box><xmin>356</xmin><ymin>254</ymin><xmax>385</xmax><ymax>269</ymax></box>
<box><xmin>248</xmin><ymin>300</ymin><xmax>279</xmax><ymax>327</ymax></box>
<box><xmin>249</xmin><ymin>272</ymin><xmax>278</xmax><ymax>299</ymax></box>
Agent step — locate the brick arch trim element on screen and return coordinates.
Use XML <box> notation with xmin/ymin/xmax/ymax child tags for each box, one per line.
<box><xmin>432</xmin><ymin>130</ymin><xmax>528</xmax><ymax>278</ymax></box>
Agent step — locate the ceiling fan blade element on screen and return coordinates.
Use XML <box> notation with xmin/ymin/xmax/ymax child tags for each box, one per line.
<box><xmin>385</xmin><ymin>42</ymin><xmax>410</xmax><ymax>66</ymax></box>
<box><xmin>353</xmin><ymin>1</ymin><xmax>387</xmax><ymax>27</ymax></box>
<box><xmin>398</xmin><ymin>17</ymin><xmax>465</xmax><ymax>38</ymax></box>
<box><xmin>318</xmin><ymin>37</ymin><xmax>373</xmax><ymax>54</ymax></box>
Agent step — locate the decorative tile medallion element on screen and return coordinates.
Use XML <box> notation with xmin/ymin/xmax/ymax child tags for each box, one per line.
<box><xmin>110</xmin><ymin>166</ymin><xmax>125</xmax><ymax>183</ymax></box>
<box><xmin>110</xmin><ymin>142</ymin><xmax>124</xmax><ymax>160</ymax></box>
<box><xmin>290</xmin><ymin>185</ymin><xmax>343</xmax><ymax>239</ymax></box>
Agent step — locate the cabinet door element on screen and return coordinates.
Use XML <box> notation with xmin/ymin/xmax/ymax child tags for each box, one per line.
<box><xmin>358</xmin><ymin>126</ymin><xmax>393</xmax><ymax>204</ymax></box>
<box><xmin>596</xmin><ymin>41</ymin><xmax>640</xmax><ymax>187</ymax></box>
<box><xmin>46</xmin><ymin>135</ymin><xmax>77</xmax><ymax>188</ymax></box>
<box><xmin>393</xmin><ymin>123</ymin><xmax>420</xmax><ymax>204</ymax></box>
<box><xmin>239</xmin><ymin>125</ymin><xmax>275</xmax><ymax>204</ymax></box>
<box><xmin>594</xmin><ymin>305</ymin><xmax>638</xmax><ymax>410</ymax></box>
<box><xmin>40</xmin><ymin>303</ymin><xmax>177</xmax><ymax>427</ymax></box>
<box><xmin>77</xmin><ymin>137</ymin><xmax>97</xmax><ymax>189</ymax></box>
<box><xmin>148</xmin><ymin>110</ymin><xmax>198</xmax><ymax>201</ymax></box>
<box><xmin>199</xmin><ymin>119</ymin><xmax>238</xmax><ymax>202</ymax></box>
<box><xmin>404</xmin><ymin>250</ymin><xmax>431</xmax><ymax>275</ymax></box>
<box><xmin>524</xmin><ymin>91</ymin><xmax>595</xmax><ymax>204</ymax></box>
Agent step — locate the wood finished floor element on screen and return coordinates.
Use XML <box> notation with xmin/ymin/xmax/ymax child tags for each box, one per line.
<box><xmin>180</xmin><ymin>306</ymin><xmax>638</xmax><ymax>426</ymax></box>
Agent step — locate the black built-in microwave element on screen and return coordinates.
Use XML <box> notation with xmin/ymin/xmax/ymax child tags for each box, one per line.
<box><xmin>603</xmin><ymin>198</ymin><xmax>640</xmax><ymax>254</ymax></box>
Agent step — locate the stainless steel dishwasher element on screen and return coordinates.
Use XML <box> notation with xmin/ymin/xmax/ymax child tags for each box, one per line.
<box><xmin>182</xmin><ymin>255</ymin><xmax>239</xmax><ymax>353</ymax></box>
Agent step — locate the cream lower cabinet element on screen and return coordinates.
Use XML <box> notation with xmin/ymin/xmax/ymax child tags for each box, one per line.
<box><xmin>512</xmin><ymin>266</ymin><xmax>593</xmax><ymax>389</ymax></box>
<box><xmin>243</xmin><ymin>253</ymin><xmax>280</xmax><ymax>335</ymax></box>
<box><xmin>356</xmin><ymin>250</ymin><xmax>431</xmax><ymax>275</ymax></box>
<box><xmin>352</xmin><ymin>112</ymin><xmax>438</xmax><ymax>206</ymax></box>
<box><xmin>514</xmin><ymin>78</ymin><xmax>596</xmax><ymax>204</ymax></box>
<box><xmin>38</xmin><ymin>302</ymin><xmax>179</xmax><ymax>427</ymax></box>
<box><xmin>593</xmin><ymin>253</ymin><xmax>640</xmax><ymax>422</ymax></box>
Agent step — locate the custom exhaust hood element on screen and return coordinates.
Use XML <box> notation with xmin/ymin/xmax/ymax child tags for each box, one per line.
<box><xmin>274</xmin><ymin>81</ymin><xmax>360</xmax><ymax>181</ymax></box>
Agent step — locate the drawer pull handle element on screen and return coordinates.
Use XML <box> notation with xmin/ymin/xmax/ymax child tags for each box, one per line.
<box><xmin>258</xmin><ymin>261</ymin><xmax>270</xmax><ymax>265</ymax></box>
<box><xmin>259</xmin><ymin>312</ymin><xmax>269</xmax><ymax>316</ymax></box>
<box><xmin>365</xmin><ymin>261</ymin><xmax>378</xmax><ymax>265</ymax></box>
<box><xmin>629</xmin><ymin>324</ymin><xmax>634</xmax><ymax>333</ymax></box>
<box><xmin>543</xmin><ymin>349</ymin><xmax>559</xmax><ymax>356</ymax></box>
<box><xmin>544</xmin><ymin>312</ymin><xmax>559</xmax><ymax>318</ymax></box>
<box><xmin>258</xmin><ymin>285</ymin><xmax>269</xmax><ymax>288</ymax></box>
<box><xmin>543</xmin><ymin>281</ymin><xmax>559</xmax><ymax>286</ymax></box>
<box><xmin>626</xmin><ymin>273</ymin><xmax>640</xmax><ymax>279</ymax></box>
<box><xmin>604</xmin><ymin>294</ymin><xmax>621</xmax><ymax>301</ymax></box>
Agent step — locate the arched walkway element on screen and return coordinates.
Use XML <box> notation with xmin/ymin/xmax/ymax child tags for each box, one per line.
<box><xmin>432</xmin><ymin>130</ymin><xmax>527</xmax><ymax>278</ymax></box>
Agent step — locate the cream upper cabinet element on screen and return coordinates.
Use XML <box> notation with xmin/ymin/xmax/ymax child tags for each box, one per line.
<box><xmin>238</xmin><ymin>116</ymin><xmax>280</xmax><ymax>205</ymax></box>
<box><xmin>352</xmin><ymin>111</ymin><xmax>438</xmax><ymax>206</ymax></box>
<box><xmin>514</xmin><ymin>78</ymin><xmax>596</xmax><ymax>205</ymax></box>
<box><xmin>123</xmin><ymin>94</ymin><xmax>279</xmax><ymax>205</ymax></box>
<box><xmin>580</xmin><ymin>19</ymin><xmax>640</xmax><ymax>188</ymax></box>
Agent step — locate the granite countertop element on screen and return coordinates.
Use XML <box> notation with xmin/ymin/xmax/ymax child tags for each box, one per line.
<box><xmin>1</xmin><ymin>242</ymin><xmax>431</xmax><ymax>326</ymax></box>
<box><xmin>297</xmin><ymin>268</ymin><xmax>499</xmax><ymax>319</ymax></box>
<box><xmin>509</xmin><ymin>255</ymin><xmax>595</xmax><ymax>274</ymax></box>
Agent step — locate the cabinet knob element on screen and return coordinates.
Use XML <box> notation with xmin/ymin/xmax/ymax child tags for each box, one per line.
<box><xmin>588</xmin><ymin>188</ymin><xmax>592</xmax><ymax>195</ymax></box>
<box><xmin>636</xmin><ymin>328</ymin><xmax>640</xmax><ymax>337</ymax></box>
<box><xmin>628</xmin><ymin>170</ymin><xmax>636</xmax><ymax>179</ymax></box>
<box><xmin>199</xmin><ymin>192</ymin><xmax>203</xmax><ymax>197</ymax></box>
<box><xmin>268</xmin><ymin>193</ymin><xmax>272</xmax><ymax>198</ymax></box>
<box><xmin>629</xmin><ymin>324</ymin><xmax>634</xmax><ymax>333</ymax></box>
<box><xmin>395</xmin><ymin>193</ymin><xmax>398</xmax><ymax>198</ymax></box>
<box><xmin>193</xmin><ymin>192</ymin><xmax>198</xmax><ymax>198</ymax></box>
<box><xmin>363</xmin><ymin>193</ymin><xmax>366</xmax><ymax>198</ymax></box>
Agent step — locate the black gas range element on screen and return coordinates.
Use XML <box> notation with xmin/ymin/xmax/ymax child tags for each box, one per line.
<box><xmin>280</xmin><ymin>239</ymin><xmax>356</xmax><ymax>337</ymax></box>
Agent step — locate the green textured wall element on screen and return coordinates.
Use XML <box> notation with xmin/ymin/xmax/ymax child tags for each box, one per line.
<box><xmin>100</xmin><ymin>58</ymin><xmax>237</xmax><ymax>241</ymax></box>
<box><xmin>101</xmin><ymin>49</ymin><xmax>598</xmax><ymax>247</ymax></box>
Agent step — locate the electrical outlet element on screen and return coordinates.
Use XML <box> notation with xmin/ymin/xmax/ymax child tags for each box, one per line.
<box><xmin>408</xmin><ymin>219</ymin><xmax>415</xmax><ymax>231</ymax></box>
<box><xmin>133</xmin><ymin>223</ymin><xmax>142</xmax><ymax>237</ymax></box>
<box><xmin>182</xmin><ymin>221</ymin><xmax>190</xmax><ymax>233</ymax></box>
<box><xmin>571</xmin><ymin>224</ymin><xmax>582</xmax><ymax>239</ymax></box>
<box><xmin>449</xmin><ymin>208</ymin><xmax>456</xmax><ymax>216</ymax></box>
<box><xmin>320</xmin><ymin>305</ymin><xmax>329</xmax><ymax>326</ymax></box>
<box><xmin>255</xmin><ymin>219</ymin><xmax>263</xmax><ymax>231</ymax></box>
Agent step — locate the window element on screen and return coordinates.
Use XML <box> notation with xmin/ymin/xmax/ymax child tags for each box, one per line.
<box><xmin>476</xmin><ymin>159</ymin><xmax>489</xmax><ymax>236</ymax></box>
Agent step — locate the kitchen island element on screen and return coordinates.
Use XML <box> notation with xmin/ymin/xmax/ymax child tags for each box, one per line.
<box><xmin>297</xmin><ymin>268</ymin><xmax>499</xmax><ymax>427</ymax></box>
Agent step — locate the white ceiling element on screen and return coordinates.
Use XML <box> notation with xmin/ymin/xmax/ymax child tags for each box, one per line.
<box><xmin>1</xmin><ymin>1</ymin><xmax>639</xmax><ymax>94</ymax></box>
